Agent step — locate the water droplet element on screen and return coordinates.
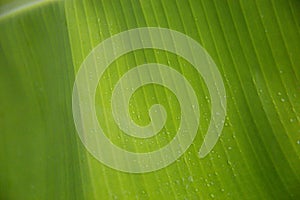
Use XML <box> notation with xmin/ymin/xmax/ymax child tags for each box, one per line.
<box><xmin>290</xmin><ymin>118</ymin><xmax>294</xmax><ymax>123</ymax></box>
<box><xmin>221</xmin><ymin>188</ymin><xmax>225</xmax><ymax>192</ymax></box>
<box><xmin>188</xmin><ymin>176</ymin><xmax>194</xmax><ymax>182</ymax></box>
<box><xmin>281</xmin><ymin>98</ymin><xmax>285</xmax><ymax>102</ymax></box>
<box><xmin>278</xmin><ymin>92</ymin><xmax>282</xmax><ymax>96</ymax></box>
<box><xmin>210</xmin><ymin>194</ymin><xmax>215</xmax><ymax>198</ymax></box>
<box><xmin>297</xmin><ymin>140</ymin><xmax>300</xmax><ymax>145</ymax></box>
<box><xmin>228</xmin><ymin>146</ymin><xmax>232</xmax><ymax>150</ymax></box>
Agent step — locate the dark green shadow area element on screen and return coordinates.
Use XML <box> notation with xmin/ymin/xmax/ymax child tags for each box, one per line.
<box><xmin>0</xmin><ymin>1</ymin><xmax>85</xmax><ymax>199</ymax></box>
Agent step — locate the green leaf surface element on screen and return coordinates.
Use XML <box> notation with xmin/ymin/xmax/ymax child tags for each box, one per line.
<box><xmin>1</xmin><ymin>0</ymin><xmax>300</xmax><ymax>199</ymax></box>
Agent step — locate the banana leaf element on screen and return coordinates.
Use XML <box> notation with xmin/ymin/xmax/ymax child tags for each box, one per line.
<box><xmin>0</xmin><ymin>0</ymin><xmax>299</xmax><ymax>199</ymax></box>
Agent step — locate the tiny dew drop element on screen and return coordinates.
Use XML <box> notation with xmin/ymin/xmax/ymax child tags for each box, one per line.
<box><xmin>297</xmin><ymin>140</ymin><xmax>300</xmax><ymax>145</ymax></box>
<box><xmin>227</xmin><ymin>160</ymin><xmax>232</xmax><ymax>166</ymax></box>
<box><xmin>188</xmin><ymin>176</ymin><xmax>194</xmax><ymax>182</ymax></box>
<box><xmin>210</xmin><ymin>194</ymin><xmax>215</xmax><ymax>198</ymax></box>
<box><xmin>281</xmin><ymin>98</ymin><xmax>285</xmax><ymax>102</ymax></box>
